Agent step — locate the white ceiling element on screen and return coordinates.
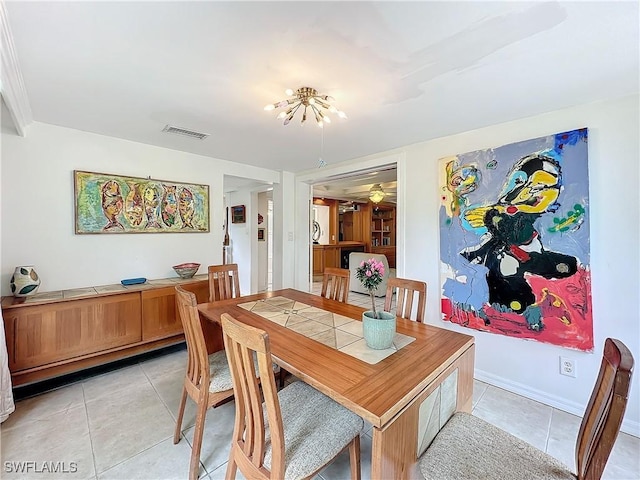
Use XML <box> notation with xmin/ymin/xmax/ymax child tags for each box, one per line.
<box><xmin>313</xmin><ymin>166</ymin><xmax>398</xmax><ymax>204</ymax></box>
<box><xmin>3</xmin><ymin>1</ymin><xmax>639</xmax><ymax>174</ymax></box>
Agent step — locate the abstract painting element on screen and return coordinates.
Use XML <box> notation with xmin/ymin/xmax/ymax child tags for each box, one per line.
<box><xmin>439</xmin><ymin>128</ymin><xmax>593</xmax><ymax>351</ymax></box>
<box><xmin>74</xmin><ymin>170</ymin><xmax>209</xmax><ymax>234</ymax></box>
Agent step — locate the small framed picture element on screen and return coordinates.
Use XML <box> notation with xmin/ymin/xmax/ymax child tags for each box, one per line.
<box><xmin>231</xmin><ymin>205</ymin><xmax>246</xmax><ymax>223</ymax></box>
<box><xmin>258</xmin><ymin>228</ymin><xmax>265</xmax><ymax>241</ymax></box>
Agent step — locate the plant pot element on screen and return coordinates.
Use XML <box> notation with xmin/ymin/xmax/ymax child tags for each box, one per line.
<box><xmin>10</xmin><ymin>265</ymin><xmax>41</xmax><ymax>297</ymax></box>
<box><xmin>362</xmin><ymin>311</ymin><xmax>396</xmax><ymax>350</ymax></box>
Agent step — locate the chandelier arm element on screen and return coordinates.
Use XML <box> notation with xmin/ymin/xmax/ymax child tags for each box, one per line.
<box><xmin>311</xmin><ymin>105</ymin><xmax>323</xmax><ymax>125</ymax></box>
<box><xmin>283</xmin><ymin>102</ymin><xmax>303</xmax><ymax>125</ymax></box>
<box><xmin>314</xmin><ymin>99</ymin><xmax>331</xmax><ymax>109</ymax></box>
<box><xmin>266</xmin><ymin>87</ymin><xmax>345</xmax><ymax>125</ymax></box>
<box><xmin>271</xmin><ymin>98</ymin><xmax>298</xmax><ymax>109</ymax></box>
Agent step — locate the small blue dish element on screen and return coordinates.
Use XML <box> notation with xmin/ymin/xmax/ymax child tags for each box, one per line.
<box><xmin>121</xmin><ymin>277</ymin><xmax>147</xmax><ymax>286</ymax></box>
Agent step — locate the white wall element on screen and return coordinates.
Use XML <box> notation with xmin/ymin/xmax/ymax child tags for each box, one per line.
<box><xmin>406</xmin><ymin>94</ymin><xmax>639</xmax><ymax>436</ymax></box>
<box><xmin>295</xmin><ymin>94</ymin><xmax>640</xmax><ymax>435</ymax></box>
<box><xmin>0</xmin><ymin>122</ymin><xmax>280</xmax><ymax>294</ymax></box>
<box><xmin>273</xmin><ymin>171</ymin><xmax>299</xmax><ymax>290</ymax></box>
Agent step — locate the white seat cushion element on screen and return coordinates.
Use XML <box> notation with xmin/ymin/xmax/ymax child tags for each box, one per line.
<box><xmin>419</xmin><ymin>412</ymin><xmax>575</xmax><ymax>480</ymax></box>
<box><xmin>263</xmin><ymin>381</ymin><xmax>364</xmax><ymax>480</ymax></box>
<box><xmin>208</xmin><ymin>350</ymin><xmax>233</xmax><ymax>393</ymax></box>
<box><xmin>208</xmin><ymin>350</ymin><xmax>279</xmax><ymax>393</ymax></box>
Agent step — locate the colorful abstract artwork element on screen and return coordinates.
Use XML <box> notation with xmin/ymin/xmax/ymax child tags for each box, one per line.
<box><xmin>74</xmin><ymin>171</ymin><xmax>209</xmax><ymax>234</ymax></box>
<box><xmin>439</xmin><ymin>128</ymin><xmax>593</xmax><ymax>351</ymax></box>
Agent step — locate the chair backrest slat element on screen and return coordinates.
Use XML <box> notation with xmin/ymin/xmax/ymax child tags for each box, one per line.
<box><xmin>384</xmin><ymin>277</ymin><xmax>427</xmax><ymax>322</ymax></box>
<box><xmin>222</xmin><ymin>313</ymin><xmax>285</xmax><ymax>479</ymax></box>
<box><xmin>321</xmin><ymin>267</ymin><xmax>350</xmax><ymax>303</ymax></box>
<box><xmin>175</xmin><ymin>286</ymin><xmax>210</xmax><ymax>392</ymax></box>
<box><xmin>575</xmin><ymin>338</ymin><xmax>633</xmax><ymax>480</ymax></box>
<box><xmin>208</xmin><ymin>263</ymin><xmax>241</xmax><ymax>302</ymax></box>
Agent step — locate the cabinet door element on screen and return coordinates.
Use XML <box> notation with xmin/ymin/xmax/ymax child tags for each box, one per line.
<box><xmin>352</xmin><ymin>207</ymin><xmax>371</xmax><ymax>243</ymax></box>
<box><xmin>313</xmin><ymin>248</ymin><xmax>324</xmax><ymax>274</ymax></box>
<box><xmin>342</xmin><ymin>212</ymin><xmax>354</xmax><ymax>240</ymax></box>
<box><xmin>325</xmin><ymin>247</ymin><xmax>341</xmax><ymax>269</ymax></box>
<box><xmin>141</xmin><ymin>287</ymin><xmax>177</xmax><ymax>341</ymax></box>
<box><xmin>6</xmin><ymin>293</ymin><xmax>142</xmax><ymax>371</ymax></box>
<box><xmin>141</xmin><ymin>280</ymin><xmax>208</xmax><ymax>341</ymax></box>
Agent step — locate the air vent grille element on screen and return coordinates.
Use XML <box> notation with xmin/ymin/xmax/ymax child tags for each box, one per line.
<box><xmin>162</xmin><ymin>125</ymin><xmax>209</xmax><ymax>140</ymax></box>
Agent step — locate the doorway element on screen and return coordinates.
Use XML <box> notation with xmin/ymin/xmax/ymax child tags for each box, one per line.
<box><xmin>304</xmin><ymin>161</ymin><xmax>400</xmax><ymax>288</ymax></box>
<box><xmin>224</xmin><ymin>175</ymin><xmax>274</xmax><ymax>294</ymax></box>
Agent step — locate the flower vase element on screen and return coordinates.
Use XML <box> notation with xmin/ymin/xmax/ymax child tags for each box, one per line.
<box><xmin>10</xmin><ymin>265</ymin><xmax>41</xmax><ymax>297</ymax></box>
<box><xmin>362</xmin><ymin>311</ymin><xmax>396</xmax><ymax>349</ymax></box>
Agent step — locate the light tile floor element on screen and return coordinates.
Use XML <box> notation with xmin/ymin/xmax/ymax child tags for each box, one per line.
<box><xmin>1</xmin><ymin>288</ymin><xmax>638</xmax><ymax>479</ymax></box>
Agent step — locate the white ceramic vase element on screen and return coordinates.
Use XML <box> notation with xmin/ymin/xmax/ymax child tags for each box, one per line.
<box><xmin>10</xmin><ymin>265</ymin><xmax>41</xmax><ymax>297</ymax></box>
<box><xmin>362</xmin><ymin>311</ymin><xmax>396</xmax><ymax>350</ymax></box>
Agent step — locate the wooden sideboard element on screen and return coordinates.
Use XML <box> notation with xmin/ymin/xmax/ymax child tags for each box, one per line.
<box><xmin>1</xmin><ymin>276</ymin><xmax>209</xmax><ymax>387</ymax></box>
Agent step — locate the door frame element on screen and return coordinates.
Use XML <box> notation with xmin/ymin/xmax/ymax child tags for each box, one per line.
<box><xmin>294</xmin><ymin>152</ymin><xmax>406</xmax><ymax>291</ymax></box>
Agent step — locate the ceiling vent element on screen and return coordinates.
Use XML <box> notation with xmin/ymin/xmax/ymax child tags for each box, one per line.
<box><xmin>162</xmin><ymin>125</ymin><xmax>209</xmax><ymax>140</ymax></box>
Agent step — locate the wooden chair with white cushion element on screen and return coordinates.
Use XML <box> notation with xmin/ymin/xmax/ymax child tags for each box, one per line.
<box><xmin>221</xmin><ymin>313</ymin><xmax>364</xmax><ymax>480</ymax></box>
<box><xmin>173</xmin><ymin>285</ymin><xmax>235</xmax><ymax>480</ymax></box>
<box><xmin>384</xmin><ymin>277</ymin><xmax>426</xmax><ymax>322</ymax></box>
<box><xmin>209</xmin><ymin>263</ymin><xmax>287</xmax><ymax>388</ymax></box>
<box><xmin>321</xmin><ymin>267</ymin><xmax>350</xmax><ymax>303</ymax></box>
<box><xmin>208</xmin><ymin>263</ymin><xmax>241</xmax><ymax>302</ymax></box>
<box><xmin>419</xmin><ymin>337</ymin><xmax>634</xmax><ymax>480</ymax></box>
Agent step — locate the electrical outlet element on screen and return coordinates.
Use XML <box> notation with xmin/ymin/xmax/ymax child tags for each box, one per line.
<box><xmin>560</xmin><ymin>356</ymin><xmax>577</xmax><ymax>378</ymax></box>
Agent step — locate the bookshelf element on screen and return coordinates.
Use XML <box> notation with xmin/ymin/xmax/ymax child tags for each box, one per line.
<box><xmin>371</xmin><ymin>206</ymin><xmax>395</xmax><ymax>248</ymax></box>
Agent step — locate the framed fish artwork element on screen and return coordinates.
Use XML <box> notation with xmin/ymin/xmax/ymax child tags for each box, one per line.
<box><xmin>438</xmin><ymin>128</ymin><xmax>593</xmax><ymax>351</ymax></box>
<box><xmin>74</xmin><ymin>170</ymin><xmax>210</xmax><ymax>234</ymax></box>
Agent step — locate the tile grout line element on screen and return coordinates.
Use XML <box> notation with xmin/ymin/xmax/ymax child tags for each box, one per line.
<box><xmin>97</xmin><ymin>436</ymin><xmax>177</xmax><ymax>478</ymax></box>
<box><xmin>138</xmin><ymin>357</ymin><xmax>209</xmax><ymax>478</ymax></box>
<box><xmin>140</xmin><ymin>359</ymin><xmax>181</xmax><ymax>423</ymax></box>
<box><xmin>93</xmin><ymin>364</ymin><xmax>177</xmax><ymax>477</ymax></box>
<box><xmin>545</xmin><ymin>408</ymin><xmax>555</xmax><ymax>455</ymax></box>
<box><xmin>138</xmin><ymin>359</ymin><xmax>194</xmax><ymax>439</ymax></box>
<box><xmin>81</xmin><ymin>383</ymin><xmax>99</xmax><ymax>479</ymax></box>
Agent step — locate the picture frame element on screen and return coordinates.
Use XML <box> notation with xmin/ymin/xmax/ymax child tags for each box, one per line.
<box><xmin>231</xmin><ymin>205</ymin><xmax>246</xmax><ymax>223</ymax></box>
<box><xmin>258</xmin><ymin>228</ymin><xmax>265</xmax><ymax>241</ymax></box>
<box><xmin>74</xmin><ymin>170</ymin><xmax>209</xmax><ymax>234</ymax></box>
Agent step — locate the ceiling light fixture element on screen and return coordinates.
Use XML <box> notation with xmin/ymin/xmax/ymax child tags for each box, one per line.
<box><xmin>369</xmin><ymin>184</ymin><xmax>386</xmax><ymax>204</ymax></box>
<box><xmin>264</xmin><ymin>87</ymin><xmax>347</xmax><ymax>127</ymax></box>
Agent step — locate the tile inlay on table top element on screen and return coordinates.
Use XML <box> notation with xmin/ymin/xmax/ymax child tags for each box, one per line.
<box><xmin>237</xmin><ymin>296</ymin><xmax>415</xmax><ymax>364</ymax></box>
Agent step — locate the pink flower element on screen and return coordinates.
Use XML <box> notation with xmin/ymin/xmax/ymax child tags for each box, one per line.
<box><xmin>366</xmin><ymin>271</ymin><xmax>372</xmax><ymax>277</ymax></box>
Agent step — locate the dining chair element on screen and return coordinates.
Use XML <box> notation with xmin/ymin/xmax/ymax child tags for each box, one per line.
<box><xmin>208</xmin><ymin>263</ymin><xmax>241</xmax><ymax>302</ymax></box>
<box><xmin>173</xmin><ymin>285</ymin><xmax>235</xmax><ymax>480</ymax></box>
<box><xmin>419</xmin><ymin>337</ymin><xmax>634</xmax><ymax>480</ymax></box>
<box><xmin>221</xmin><ymin>313</ymin><xmax>364</xmax><ymax>480</ymax></box>
<box><xmin>209</xmin><ymin>263</ymin><xmax>287</xmax><ymax>388</ymax></box>
<box><xmin>321</xmin><ymin>267</ymin><xmax>350</xmax><ymax>303</ymax></box>
<box><xmin>384</xmin><ymin>277</ymin><xmax>427</xmax><ymax>322</ymax></box>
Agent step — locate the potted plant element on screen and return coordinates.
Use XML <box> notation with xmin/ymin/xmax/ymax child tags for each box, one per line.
<box><xmin>355</xmin><ymin>258</ymin><xmax>396</xmax><ymax>349</ymax></box>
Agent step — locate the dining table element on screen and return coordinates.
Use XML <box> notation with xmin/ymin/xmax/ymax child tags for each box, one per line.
<box><xmin>197</xmin><ymin>288</ymin><xmax>475</xmax><ymax>479</ymax></box>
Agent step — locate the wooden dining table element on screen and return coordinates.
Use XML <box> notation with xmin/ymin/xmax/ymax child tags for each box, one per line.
<box><xmin>197</xmin><ymin>288</ymin><xmax>475</xmax><ymax>479</ymax></box>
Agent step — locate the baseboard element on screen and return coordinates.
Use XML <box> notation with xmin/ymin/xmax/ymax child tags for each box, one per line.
<box><xmin>474</xmin><ymin>369</ymin><xmax>640</xmax><ymax>438</ymax></box>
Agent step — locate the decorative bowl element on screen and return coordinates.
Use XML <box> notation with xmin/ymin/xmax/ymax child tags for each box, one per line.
<box><xmin>172</xmin><ymin>262</ymin><xmax>200</xmax><ymax>279</ymax></box>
